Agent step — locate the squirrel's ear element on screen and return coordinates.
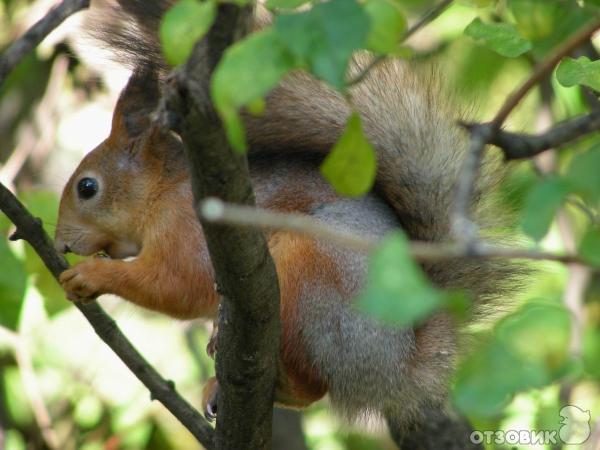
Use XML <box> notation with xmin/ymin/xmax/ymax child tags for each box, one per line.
<box><xmin>111</xmin><ymin>68</ymin><xmax>160</xmax><ymax>139</ymax></box>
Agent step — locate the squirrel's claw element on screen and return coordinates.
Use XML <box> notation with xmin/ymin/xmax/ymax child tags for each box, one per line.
<box><xmin>206</xmin><ymin>322</ymin><xmax>218</xmax><ymax>359</ymax></box>
<box><xmin>202</xmin><ymin>377</ymin><xmax>219</xmax><ymax>422</ymax></box>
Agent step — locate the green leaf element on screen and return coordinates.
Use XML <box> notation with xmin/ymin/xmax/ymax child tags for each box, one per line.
<box><xmin>444</xmin><ymin>291</ymin><xmax>472</xmax><ymax>321</ymax></box>
<box><xmin>356</xmin><ymin>232</ymin><xmax>443</xmax><ymax>327</ymax></box>
<box><xmin>3</xmin><ymin>367</ymin><xmax>33</xmax><ymax>426</ymax></box>
<box><xmin>0</xmin><ymin>239</ymin><xmax>26</xmax><ymax>330</ymax></box>
<box><xmin>583</xmin><ymin>326</ymin><xmax>600</xmax><ymax>378</ymax></box>
<box><xmin>212</xmin><ymin>29</ymin><xmax>295</xmax><ymax>152</ymax></box>
<box><xmin>509</xmin><ymin>0</ymin><xmax>593</xmax><ymax>59</ymax></box>
<box><xmin>320</xmin><ymin>113</ymin><xmax>377</xmax><ymax>196</ymax></box>
<box><xmin>19</xmin><ymin>191</ymin><xmax>69</xmax><ymax>316</ymax></box>
<box><xmin>565</xmin><ymin>145</ymin><xmax>600</xmax><ymax>202</ymax></box>
<box><xmin>454</xmin><ymin>302</ymin><xmax>570</xmax><ymax>417</ymax></box>
<box><xmin>520</xmin><ymin>178</ymin><xmax>568</xmax><ymax>241</ymax></box>
<box><xmin>453</xmin><ymin>338</ymin><xmax>548</xmax><ymax>417</ymax></box>
<box><xmin>274</xmin><ymin>0</ymin><xmax>370</xmax><ymax>88</ymax></box>
<box><xmin>364</xmin><ymin>0</ymin><xmax>407</xmax><ymax>54</ymax></box>
<box><xmin>496</xmin><ymin>302</ymin><xmax>571</xmax><ymax>377</ymax></box>
<box><xmin>266</xmin><ymin>0</ymin><xmax>310</xmax><ymax>9</ymax></box>
<box><xmin>464</xmin><ymin>18</ymin><xmax>532</xmax><ymax>58</ymax></box>
<box><xmin>74</xmin><ymin>395</ymin><xmax>103</xmax><ymax>429</ymax></box>
<box><xmin>579</xmin><ymin>228</ymin><xmax>600</xmax><ymax>267</ymax></box>
<box><xmin>556</xmin><ymin>57</ymin><xmax>600</xmax><ymax>92</ymax></box>
<box><xmin>159</xmin><ymin>0</ymin><xmax>216</xmax><ymax>66</ymax></box>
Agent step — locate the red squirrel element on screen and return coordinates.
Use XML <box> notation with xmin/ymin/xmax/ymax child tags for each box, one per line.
<box><xmin>55</xmin><ymin>1</ymin><xmax>516</xmax><ymax>447</ymax></box>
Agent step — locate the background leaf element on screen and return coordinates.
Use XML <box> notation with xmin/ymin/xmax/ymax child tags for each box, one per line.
<box><xmin>556</xmin><ymin>57</ymin><xmax>600</xmax><ymax>92</ymax></box>
<box><xmin>274</xmin><ymin>0</ymin><xmax>370</xmax><ymax>88</ymax></box>
<box><xmin>363</xmin><ymin>0</ymin><xmax>407</xmax><ymax>54</ymax></box>
<box><xmin>464</xmin><ymin>18</ymin><xmax>532</xmax><ymax>58</ymax></box>
<box><xmin>320</xmin><ymin>113</ymin><xmax>377</xmax><ymax>196</ymax></box>
<box><xmin>159</xmin><ymin>0</ymin><xmax>216</xmax><ymax>66</ymax></box>
<box><xmin>356</xmin><ymin>232</ymin><xmax>443</xmax><ymax>327</ymax></box>
<box><xmin>0</xmin><ymin>239</ymin><xmax>26</xmax><ymax>330</ymax></box>
<box><xmin>212</xmin><ymin>29</ymin><xmax>295</xmax><ymax>151</ymax></box>
<box><xmin>565</xmin><ymin>145</ymin><xmax>600</xmax><ymax>203</ymax></box>
<box><xmin>579</xmin><ymin>228</ymin><xmax>600</xmax><ymax>267</ymax></box>
<box><xmin>520</xmin><ymin>178</ymin><xmax>568</xmax><ymax>241</ymax></box>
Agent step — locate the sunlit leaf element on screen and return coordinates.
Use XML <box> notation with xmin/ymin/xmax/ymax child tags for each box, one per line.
<box><xmin>159</xmin><ymin>0</ymin><xmax>216</xmax><ymax>66</ymax></box>
<box><xmin>356</xmin><ymin>232</ymin><xmax>443</xmax><ymax>327</ymax></box>
<box><xmin>20</xmin><ymin>191</ymin><xmax>68</xmax><ymax>316</ymax></box>
<box><xmin>364</xmin><ymin>0</ymin><xmax>407</xmax><ymax>54</ymax></box>
<box><xmin>520</xmin><ymin>178</ymin><xmax>568</xmax><ymax>241</ymax></box>
<box><xmin>454</xmin><ymin>339</ymin><xmax>539</xmax><ymax>417</ymax></box>
<box><xmin>3</xmin><ymin>367</ymin><xmax>33</xmax><ymax>426</ymax></box>
<box><xmin>266</xmin><ymin>0</ymin><xmax>310</xmax><ymax>9</ymax></box>
<box><xmin>579</xmin><ymin>228</ymin><xmax>600</xmax><ymax>267</ymax></box>
<box><xmin>454</xmin><ymin>302</ymin><xmax>569</xmax><ymax>417</ymax></box>
<box><xmin>464</xmin><ymin>18</ymin><xmax>532</xmax><ymax>58</ymax></box>
<box><xmin>74</xmin><ymin>395</ymin><xmax>103</xmax><ymax>429</ymax></box>
<box><xmin>509</xmin><ymin>0</ymin><xmax>593</xmax><ymax>58</ymax></box>
<box><xmin>320</xmin><ymin>113</ymin><xmax>377</xmax><ymax>196</ymax></box>
<box><xmin>565</xmin><ymin>145</ymin><xmax>600</xmax><ymax>203</ymax></box>
<box><xmin>556</xmin><ymin>57</ymin><xmax>600</xmax><ymax>92</ymax></box>
<box><xmin>496</xmin><ymin>302</ymin><xmax>571</xmax><ymax>377</ymax></box>
<box><xmin>584</xmin><ymin>326</ymin><xmax>600</xmax><ymax>378</ymax></box>
<box><xmin>212</xmin><ymin>29</ymin><xmax>295</xmax><ymax>151</ymax></box>
<box><xmin>0</xmin><ymin>239</ymin><xmax>26</xmax><ymax>330</ymax></box>
<box><xmin>274</xmin><ymin>0</ymin><xmax>370</xmax><ymax>88</ymax></box>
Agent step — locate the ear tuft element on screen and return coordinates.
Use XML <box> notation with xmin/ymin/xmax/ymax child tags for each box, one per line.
<box><xmin>112</xmin><ymin>67</ymin><xmax>160</xmax><ymax>139</ymax></box>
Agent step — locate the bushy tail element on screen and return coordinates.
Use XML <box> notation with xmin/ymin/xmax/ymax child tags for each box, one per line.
<box><xmin>247</xmin><ymin>59</ymin><xmax>471</xmax><ymax>242</ymax></box>
<box><xmin>86</xmin><ymin>2</ymin><xmax>482</xmax><ymax>243</ymax></box>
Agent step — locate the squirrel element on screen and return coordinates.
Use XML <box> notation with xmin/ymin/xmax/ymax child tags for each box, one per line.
<box><xmin>54</xmin><ymin>1</ymin><xmax>518</xmax><ymax>447</ymax></box>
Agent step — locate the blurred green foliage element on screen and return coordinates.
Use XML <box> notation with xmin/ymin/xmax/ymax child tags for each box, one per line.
<box><xmin>2</xmin><ymin>0</ymin><xmax>600</xmax><ymax>449</ymax></box>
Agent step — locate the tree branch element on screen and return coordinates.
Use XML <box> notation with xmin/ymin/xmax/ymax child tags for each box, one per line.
<box><xmin>467</xmin><ymin>108</ymin><xmax>600</xmax><ymax>160</ymax></box>
<box><xmin>200</xmin><ymin>198</ymin><xmax>592</xmax><ymax>266</ymax></box>
<box><xmin>452</xmin><ymin>19</ymin><xmax>600</xmax><ymax>240</ymax></box>
<box><xmin>0</xmin><ymin>183</ymin><xmax>215</xmax><ymax>450</ymax></box>
<box><xmin>161</xmin><ymin>3</ymin><xmax>281</xmax><ymax>449</ymax></box>
<box><xmin>0</xmin><ymin>0</ymin><xmax>89</xmax><ymax>85</ymax></box>
<box><xmin>493</xmin><ymin>19</ymin><xmax>600</xmax><ymax>126</ymax></box>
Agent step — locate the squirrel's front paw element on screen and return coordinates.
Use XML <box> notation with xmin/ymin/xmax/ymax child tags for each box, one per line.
<box><xmin>59</xmin><ymin>260</ymin><xmax>106</xmax><ymax>302</ymax></box>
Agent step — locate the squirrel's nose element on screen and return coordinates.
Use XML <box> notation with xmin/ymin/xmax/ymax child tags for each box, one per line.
<box><xmin>54</xmin><ymin>237</ymin><xmax>71</xmax><ymax>254</ymax></box>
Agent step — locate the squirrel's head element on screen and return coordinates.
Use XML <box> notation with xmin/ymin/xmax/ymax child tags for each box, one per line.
<box><xmin>55</xmin><ymin>68</ymin><xmax>185</xmax><ymax>259</ymax></box>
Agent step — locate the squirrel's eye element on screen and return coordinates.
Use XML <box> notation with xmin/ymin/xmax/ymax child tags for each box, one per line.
<box><xmin>77</xmin><ymin>177</ymin><xmax>99</xmax><ymax>199</ymax></box>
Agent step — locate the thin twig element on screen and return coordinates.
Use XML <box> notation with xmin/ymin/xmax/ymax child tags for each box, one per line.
<box><xmin>201</xmin><ymin>197</ymin><xmax>377</xmax><ymax>253</ymax></box>
<box><xmin>472</xmin><ymin>107</ymin><xmax>600</xmax><ymax>160</ymax></box>
<box><xmin>200</xmin><ymin>198</ymin><xmax>590</xmax><ymax>266</ymax></box>
<box><xmin>452</xmin><ymin>19</ymin><xmax>600</xmax><ymax>241</ymax></box>
<box><xmin>0</xmin><ymin>182</ymin><xmax>215</xmax><ymax>449</ymax></box>
<box><xmin>347</xmin><ymin>0</ymin><xmax>453</xmax><ymax>86</ymax></box>
<box><xmin>0</xmin><ymin>0</ymin><xmax>90</xmax><ymax>85</ymax></box>
<box><xmin>493</xmin><ymin>19</ymin><xmax>600</xmax><ymax>127</ymax></box>
<box><xmin>451</xmin><ymin>123</ymin><xmax>493</xmax><ymax>240</ymax></box>
<box><xmin>404</xmin><ymin>0</ymin><xmax>453</xmax><ymax>40</ymax></box>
